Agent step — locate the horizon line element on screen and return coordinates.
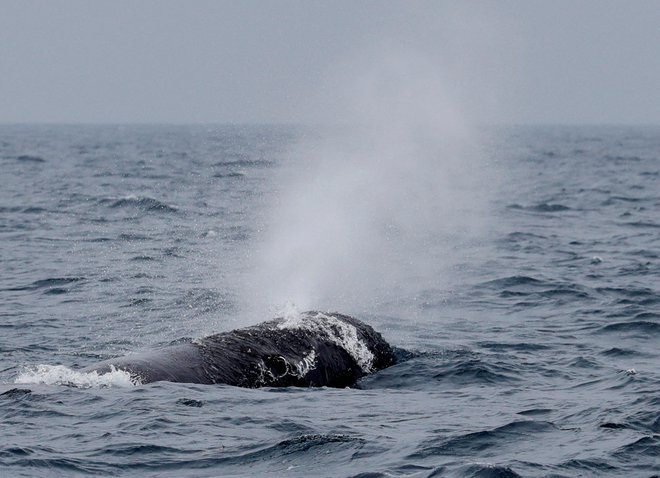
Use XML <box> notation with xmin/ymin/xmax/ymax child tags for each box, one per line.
<box><xmin>1</xmin><ymin>121</ymin><xmax>659</xmax><ymax>128</ymax></box>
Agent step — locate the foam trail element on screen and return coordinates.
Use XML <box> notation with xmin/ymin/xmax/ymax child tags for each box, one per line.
<box><xmin>14</xmin><ymin>364</ymin><xmax>137</xmax><ymax>388</ymax></box>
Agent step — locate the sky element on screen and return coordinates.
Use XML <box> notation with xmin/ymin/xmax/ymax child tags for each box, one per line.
<box><xmin>1</xmin><ymin>0</ymin><xmax>659</xmax><ymax>125</ymax></box>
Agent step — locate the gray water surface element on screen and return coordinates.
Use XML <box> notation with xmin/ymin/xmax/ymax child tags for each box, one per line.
<box><xmin>1</xmin><ymin>125</ymin><xmax>658</xmax><ymax>477</ymax></box>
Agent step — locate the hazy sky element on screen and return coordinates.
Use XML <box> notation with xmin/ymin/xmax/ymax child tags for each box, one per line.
<box><xmin>1</xmin><ymin>0</ymin><xmax>659</xmax><ymax>124</ymax></box>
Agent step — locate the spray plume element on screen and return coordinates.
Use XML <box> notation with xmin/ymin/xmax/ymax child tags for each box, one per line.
<box><xmin>241</xmin><ymin>46</ymin><xmax>496</xmax><ymax>322</ymax></box>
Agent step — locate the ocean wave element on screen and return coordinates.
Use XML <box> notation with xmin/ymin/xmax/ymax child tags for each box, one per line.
<box><xmin>623</xmin><ymin>407</ymin><xmax>660</xmax><ymax>434</ymax></box>
<box><xmin>0</xmin><ymin>449</ymin><xmax>139</xmax><ymax>475</ymax></box>
<box><xmin>623</xmin><ymin>221</ymin><xmax>660</xmax><ymax>229</ymax></box>
<box><xmin>410</xmin><ymin>420</ymin><xmax>555</xmax><ymax>459</ymax></box>
<box><xmin>15</xmin><ymin>154</ymin><xmax>45</xmax><ymax>163</ymax></box>
<box><xmin>595</xmin><ymin>286</ymin><xmax>659</xmax><ymax>303</ymax></box>
<box><xmin>89</xmin><ymin>443</ymin><xmax>184</xmax><ymax>457</ymax></box>
<box><xmin>604</xmin><ymin>154</ymin><xmax>643</xmax><ymax>162</ymax></box>
<box><xmin>597</xmin><ymin>321</ymin><xmax>660</xmax><ymax>335</ymax></box>
<box><xmin>453</xmin><ymin>463</ymin><xmax>523</xmax><ymax>478</ymax></box>
<box><xmin>117</xmin><ymin>233</ymin><xmax>151</xmax><ymax>241</ymax></box>
<box><xmin>3</xmin><ymin>277</ymin><xmax>85</xmax><ymax>294</ymax></box>
<box><xmin>516</xmin><ymin>408</ymin><xmax>554</xmax><ymax>417</ymax></box>
<box><xmin>213</xmin><ymin>171</ymin><xmax>246</xmax><ymax>178</ymax></box>
<box><xmin>480</xmin><ymin>275</ymin><xmax>545</xmax><ymax>289</ymax></box>
<box><xmin>507</xmin><ymin>202</ymin><xmax>571</xmax><ymax>212</ymax></box>
<box><xmin>0</xmin><ymin>388</ymin><xmax>32</xmax><ymax>399</ymax></box>
<box><xmin>600</xmin><ymin>347</ymin><xmax>643</xmax><ymax>357</ymax></box>
<box><xmin>477</xmin><ymin>342</ymin><xmax>551</xmax><ymax>352</ymax></box>
<box><xmin>172</xmin><ymin>288</ymin><xmax>235</xmax><ymax>315</ymax></box>
<box><xmin>253</xmin><ymin>433</ymin><xmax>363</xmax><ymax>458</ymax></box>
<box><xmin>176</xmin><ymin>398</ymin><xmax>203</xmax><ymax>407</ymax></box>
<box><xmin>495</xmin><ymin>237</ymin><xmax>546</xmax><ymax>254</ymax></box>
<box><xmin>213</xmin><ymin>158</ymin><xmax>272</xmax><ymax>168</ymax></box>
<box><xmin>21</xmin><ymin>207</ymin><xmax>47</xmax><ymax>214</ymax></box>
<box><xmin>478</xmin><ymin>275</ymin><xmax>591</xmax><ymax>302</ymax></box>
<box><xmin>557</xmin><ymin>458</ymin><xmax>618</xmax><ymax>474</ymax></box>
<box><xmin>612</xmin><ymin>435</ymin><xmax>660</xmax><ymax>460</ymax></box>
<box><xmin>100</xmin><ymin>195</ymin><xmax>178</xmax><ymax>213</ymax></box>
<box><xmin>129</xmin><ymin>255</ymin><xmax>158</xmax><ymax>262</ymax></box>
<box><xmin>432</xmin><ymin>359</ymin><xmax>521</xmax><ymax>385</ymax></box>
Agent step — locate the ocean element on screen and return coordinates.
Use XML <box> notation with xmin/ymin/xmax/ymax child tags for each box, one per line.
<box><xmin>1</xmin><ymin>124</ymin><xmax>658</xmax><ymax>477</ymax></box>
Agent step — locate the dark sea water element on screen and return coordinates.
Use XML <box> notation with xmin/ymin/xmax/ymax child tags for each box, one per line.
<box><xmin>1</xmin><ymin>124</ymin><xmax>659</xmax><ymax>477</ymax></box>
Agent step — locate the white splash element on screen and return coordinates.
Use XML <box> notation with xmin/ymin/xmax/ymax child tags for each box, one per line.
<box><xmin>295</xmin><ymin>350</ymin><xmax>317</xmax><ymax>376</ymax></box>
<box><xmin>14</xmin><ymin>364</ymin><xmax>137</xmax><ymax>388</ymax></box>
<box><xmin>274</xmin><ymin>301</ymin><xmax>304</xmax><ymax>322</ymax></box>
<box><xmin>277</xmin><ymin>311</ymin><xmax>375</xmax><ymax>372</ymax></box>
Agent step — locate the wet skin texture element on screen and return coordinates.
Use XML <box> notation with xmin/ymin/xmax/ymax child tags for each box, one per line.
<box><xmin>83</xmin><ymin>312</ymin><xmax>397</xmax><ymax>388</ymax></box>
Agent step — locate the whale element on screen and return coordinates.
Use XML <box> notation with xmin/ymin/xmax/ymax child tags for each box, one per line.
<box><xmin>82</xmin><ymin>311</ymin><xmax>397</xmax><ymax>388</ymax></box>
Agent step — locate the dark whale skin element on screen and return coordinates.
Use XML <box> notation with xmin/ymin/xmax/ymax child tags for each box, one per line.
<box><xmin>82</xmin><ymin>311</ymin><xmax>396</xmax><ymax>388</ymax></box>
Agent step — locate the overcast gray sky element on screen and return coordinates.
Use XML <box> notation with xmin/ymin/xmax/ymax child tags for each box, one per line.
<box><xmin>1</xmin><ymin>0</ymin><xmax>659</xmax><ymax>124</ymax></box>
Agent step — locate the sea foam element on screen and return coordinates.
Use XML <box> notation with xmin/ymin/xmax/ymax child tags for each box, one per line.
<box><xmin>14</xmin><ymin>364</ymin><xmax>137</xmax><ymax>388</ymax></box>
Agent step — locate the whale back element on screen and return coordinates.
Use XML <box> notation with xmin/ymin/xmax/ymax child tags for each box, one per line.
<box><xmin>197</xmin><ymin>311</ymin><xmax>397</xmax><ymax>387</ymax></box>
<box><xmin>83</xmin><ymin>312</ymin><xmax>397</xmax><ymax>388</ymax></box>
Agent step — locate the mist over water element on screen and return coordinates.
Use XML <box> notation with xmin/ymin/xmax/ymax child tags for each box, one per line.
<box><xmin>244</xmin><ymin>51</ymin><xmax>496</xmax><ymax>318</ymax></box>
